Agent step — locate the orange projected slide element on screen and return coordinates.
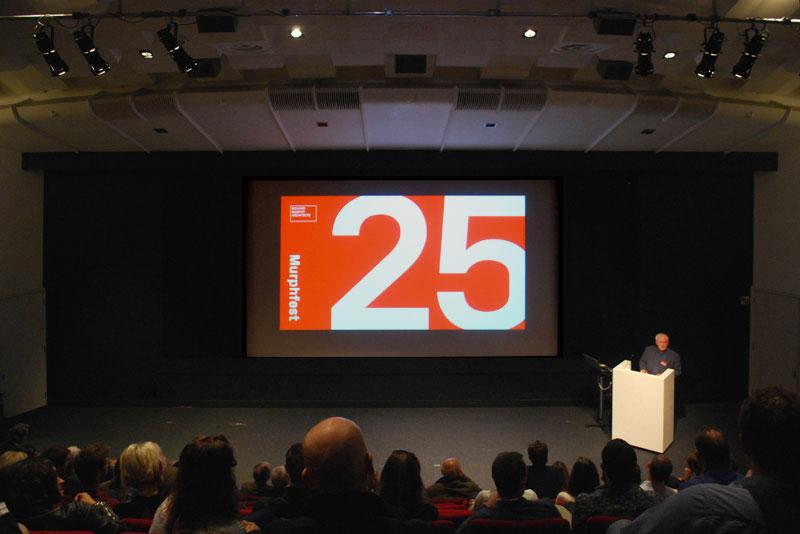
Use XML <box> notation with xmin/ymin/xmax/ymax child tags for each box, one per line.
<box><xmin>279</xmin><ymin>195</ymin><xmax>526</xmax><ymax>331</ymax></box>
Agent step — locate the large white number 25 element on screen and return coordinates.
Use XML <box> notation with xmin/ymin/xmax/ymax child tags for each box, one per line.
<box><xmin>331</xmin><ymin>195</ymin><xmax>525</xmax><ymax>330</ymax></box>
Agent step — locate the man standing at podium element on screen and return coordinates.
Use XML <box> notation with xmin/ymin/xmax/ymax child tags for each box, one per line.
<box><xmin>639</xmin><ymin>333</ymin><xmax>681</xmax><ymax>377</ymax></box>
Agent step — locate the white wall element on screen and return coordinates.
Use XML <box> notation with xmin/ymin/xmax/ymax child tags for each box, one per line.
<box><xmin>751</xmin><ymin>145</ymin><xmax>800</xmax><ymax>393</ymax></box>
<box><xmin>0</xmin><ymin>148</ymin><xmax>46</xmax><ymax>417</ymax></box>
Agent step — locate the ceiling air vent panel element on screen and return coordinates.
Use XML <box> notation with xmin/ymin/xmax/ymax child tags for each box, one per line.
<box><xmin>444</xmin><ymin>86</ymin><xmax>547</xmax><ymax>150</ymax></box>
<box><xmin>177</xmin><ymin>90</ymin><xmax>289</xmax><ymax>151</ymax></box>
<box><xmin>592</xmin><ymin>95</ymin><xmax>682</xmax><ymax>152</ymax></box>
<box><xmin>130</xmin><ymin>94</ymin><xmax>217</xmax><ymax>151</ymax></box>
<box><xmin>270</xmin><ymin>86</ymin><xmax>365</xmax><ymax>149</ymax></box>
<box><xmin>735</xmin><ymin>108</ymin><xmax>800</xmax><ymax>153</ymax></box>
<box><xmin>0</xmin><ymin>107</ymin><xmax>71</xmax><ymax>152</ymax></box>
<box><xmin>362</xmin><ymin>87</ymin><xmax>453</xmax><ymax>149</ymax></box>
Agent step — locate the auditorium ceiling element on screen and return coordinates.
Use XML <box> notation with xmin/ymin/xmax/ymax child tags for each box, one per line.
<box><xmin>0</xmin><ymin>0</ymin><xmax>798</xmax><ymax>152</ymax></box>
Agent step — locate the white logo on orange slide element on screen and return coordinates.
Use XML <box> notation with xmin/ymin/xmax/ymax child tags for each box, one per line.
<box><xmin>290</xmin><ymin>204</ymin><xmax>317</xmax><ymax>223</ymax></box>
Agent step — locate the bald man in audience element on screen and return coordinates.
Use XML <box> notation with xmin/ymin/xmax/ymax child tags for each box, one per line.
<box><xmin>425</xmin><ymin>457</ymin><xmax>481</xmax><ymax>500</ymax></box>
<box><xmin>271</xmin><ymin>417</ymin><xmax>404</xmax><ymax>534</ymax></box>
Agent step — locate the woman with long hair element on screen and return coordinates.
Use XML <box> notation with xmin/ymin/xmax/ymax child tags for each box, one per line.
<box><xmin>378</xmin><ymin>450</ymin><xmax>437</xmax><ymax>521</ymax></box>
<box><xmin>149</xmin><ymin>436</ymin><xmax>258</xmax><ymax>534</ymax></box>
<box><xmin>555</xmin><ymin>457</ymin><xmax>600</xmax><ymax>508</ymax></box>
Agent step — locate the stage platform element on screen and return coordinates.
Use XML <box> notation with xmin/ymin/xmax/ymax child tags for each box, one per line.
<box><xmin>7</xmin><ymin>403</ymin><xmax>743</xmax><ymax>491</ymax></box>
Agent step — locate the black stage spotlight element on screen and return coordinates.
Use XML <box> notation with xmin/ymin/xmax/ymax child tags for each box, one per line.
<box><xmin>695</xmin><ymin>27</ymin><xmax>725</xmax><ymax>78</ymax></box>
<box><xmin>73</xmin><ymin>24</ymin><xmax>110</xmax><ymax>76</ymax></box>
<box><xmin>635</xmin><ymin>31</ymin><xmax>654</xmax><ymax>76</ymax></box>
<box><xmin>732</xmin><ymin>29</ymin><xmax>767</xmax><ymax>79</ymax></box>
<box><xmin>157</xmin><ymin>22</ymin><xmax>197</xmax><ymax>73</ymax></box>
<box><xmin>34</xmin><ymin>24</ymin><xmax>69</xmax><ymax>77</ymax></box>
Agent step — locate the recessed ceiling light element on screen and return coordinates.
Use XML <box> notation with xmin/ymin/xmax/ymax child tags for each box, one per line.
<box><xmin>663</xmin><ymin>51</ymin><xmax>677</xmax><ymax>59</ymax></box>
<box><xmin>139</xmin><ymin>50</ymin><xmax>154</xmax><ymax>59</ymax></box>
<box><xmin>523</xmin><ymin>28</ymin><xmax>537</xmax><ymax>39</ymax></box>
<box><xmin>290</xmin><ymin>26</ymin><xmax>303</xmax><ymax>39</ymax></box>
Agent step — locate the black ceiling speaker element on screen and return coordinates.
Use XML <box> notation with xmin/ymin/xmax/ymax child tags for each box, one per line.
<box><xmin>593</xmin><ymin>15</ymin><xmax>637</xmax><ymax>36</ymax></box>
<box><xmin>196</xmin><ymin>15</ymin><xmax>237</xmax><ymax>33</ymax></box>
<box><xmin>597</xmin><ymin>59</ymin><xmax>633</xmax><ymax>80</ymax></box>
<box><xmin>394</xmin><ymin>54</ymin><xmax>427</xmax><ymax>74</ymax></box>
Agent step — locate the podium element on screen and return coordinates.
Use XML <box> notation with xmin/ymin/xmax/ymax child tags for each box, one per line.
<box><xmin>612</xmin><ymin>360</ymin><xmax>674</xmax><ymax>453</ymax></box>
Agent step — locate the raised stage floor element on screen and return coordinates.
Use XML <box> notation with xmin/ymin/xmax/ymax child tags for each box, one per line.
<box><xmin>10</xmin><ymin>403</ymin><xmax>743</xmax><ymax>490</ymax></box>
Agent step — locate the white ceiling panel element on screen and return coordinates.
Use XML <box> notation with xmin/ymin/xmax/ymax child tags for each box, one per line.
<box><xmin>442</xmin><ymin>86</ymin><xmax>547</xmax><ymax>150</ymax></box>
<box><xmin>177</xmin><ymin>89</ymin><xmax>290</xmax><ymax>151</ymax></box>
<box><xmin>268</xmin><ymin>86</ymin><xmax>365</xmax><ymax>150</ymax></box>
<box><xmin>593</xmin><ymin>95</ymin><xmax>681</xmax><ymax>152</ymax></box>
<box><xmin>518</xmin><ymin>87</ymin><xmax>637</xmax><ymax>151</ymax></box>
<box><xmin>15</xmin><ymin>100</ymin><xmax>141</xmax><ymax>152</ymax></box>
<box><xmin>362</xmin><ymin>87</ymin><xmax>454</xmax><ymax>149</ymax></box>
<box><xmin>733</xmin><ymin>107</ymin><xmax>800</xmax><ymax>153</ymax></box>
<box><xmin>664</xmin><ymin>100</ymin><xmax>788</xmax><ymax>152</ymax></box>
<box><xmin>0</xmin><ymin>106</ymin><xmax>73</xmax><ymax>152</ymax></box>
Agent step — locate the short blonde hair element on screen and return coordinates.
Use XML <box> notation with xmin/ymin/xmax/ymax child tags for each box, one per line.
<box><xmin>655</xmin><ymin>333</ymin><xmax>669</xmax><ymax>342</ymax></box>
<box><xmin>120</xmin><ymin>441</ymin><xmax>164</xmax><ymax>487</ymax></box>
<box><xmin>0</xmin><ymin>450</ymin><xmax>27</xmax><ymax>471</ymax></box>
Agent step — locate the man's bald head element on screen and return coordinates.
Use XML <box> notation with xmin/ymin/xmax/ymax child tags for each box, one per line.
<box><xmin>441</xmin><ymin>458</ymin><xmax>464</xmax><ymax>478</ymax></box>
<box><xmin>301</xmin><ymin>417</ymin><xmax>374</xmax><ymax>493</ymax></box>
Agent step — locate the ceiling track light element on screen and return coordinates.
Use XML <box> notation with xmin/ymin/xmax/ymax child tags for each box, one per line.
<box><xmin>634</xmin><ymin>31</ymin><xmax>654</xmax><ymax>76</ymax></box>
<box><xmin>157</xmin><ymin>22</ymin><xmax>197</xmax><ymax>73</ymax></box>
<box><xmin>695</xmin><ymin>25</ymin><xmax>725</xmax><ymax>78</ymax></box>
<box><xmin>33</xmin><ymin>22</ymin><xmax>69</xmax><ymax>77</ymax></box>
<box><xmin>73</xmin><ymin>23</ymin><xmax>110</xmax><ymax>76</ymax></box>
<box><xmin>732</xmin><ymin>28</ymin><xmax>767</xmax><ymax>79</ymax></box>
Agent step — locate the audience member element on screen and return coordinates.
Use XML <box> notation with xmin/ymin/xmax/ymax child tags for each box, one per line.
<box><xmin>458</xmin><ymin>452</ymin><xmax>560</xmax><ymax>534</ymax></box>
<box><xmin>269</xmin><ymin>466</ymin><xmax>289</xmax><ymax>495</ymax></box>
<box><xmin>524</xmin><ymin>441</ymin><xmax>565</xmax><ymax>500</ymax></box>
<box><xmin>0</xmin><ymin>452</ymin><xmax>27</xmax><ymax>473</ymax></box>
<box><xmin>115</xmin><ymin>442</ymin><xmax>167</xmax><ymax>519</ymax></box>
<box><xmin>555</xmin><ymin>457</ymin><xmax>599</xmax><ymax>508</ymax></box>
<box><xmin>379</xmin><ymin>450</ymin><xmax>437</xmax><ymax>521</ymax></box>
<box><xmin>678</xmin><ymin>427</ymin><xmax>742</xmax><ymax>490</ymax></box>
<box><xmin>571</xmin><ymin>439</ymin><xmax>658</xmax><ymax>532</ymax></box>
<box><xmin>551</xmin><ymin>461</ymin><xmax>570</xmax><ymax>493</ymax></box>
<box><xmin>0</xmin><ymin>425</ymin><xmax>35</xmax><ymax>457</ymax></box>
<box><xmin>248</xmin><ymin>443</ymin><xmax>310</xmax><ymax>529</ymax></box>
<box><xmin>0</xmin><ymin>457</ymin><xmax>125</xmax><ymax>534</ymax></box>
<box><xmin>639</xmin><ymin>455</ymin><xmax>676</xmax><ymax>501</ymax></box>
<box><xmin>614</xmin><ymin>386</ymin><xmax>800</xmax><ymax>534</ymax></box>
<box><xmin>0</xmin><ymin>501</ymin><xmax>28</xmax><ymax>534</ymax></box>
<box><xmin>425</xmin><ymin>458</ymin><xmax>481</xmax><ymax>500</ymax></box>
<box><xmin>68</xmin><ymin>442</ymin><xmax>113</xmax><ymax>499</ymax></box>
<box><xmin>241</xmin><ymin>462</ymin><xmax>272</xmax><ymax>497</ymax></box>
<box><xmin>40</xmin><ymin>446</ymin><xmax>71</xmax><ymax>480</ymax></box>
<box><xmin>149</xmin><ymin>435</ymin><xmax>259</xmax><ymax>534</ymax></box>
<box><xmin>102</xmin><ymin>460</ymin><xmax>134</xmax><ymax>502</ymax></box>
<box><xmin>271</xmin><ymin>417</ymin><xmax>403</xmax><ymax>534</ymax></box>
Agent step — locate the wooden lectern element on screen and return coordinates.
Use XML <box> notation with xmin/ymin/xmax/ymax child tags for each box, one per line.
<box><xmin>611</xmin><ymin>360</ymin><xmax>674</xmax><ymax>453</ymax></box>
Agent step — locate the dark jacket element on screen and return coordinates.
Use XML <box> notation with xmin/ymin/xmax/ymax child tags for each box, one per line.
<box><xmin>425</xmin><ymin>475</ymin><xmax>481</xmax><ymax>499</ymax></box>
<box><xmin>525</xmin><ymin>465</ymin><xmax>566</xmax><ymax>500</ymax></box>
<box><xmin>270</xmin><ymin>491</ymin><xmax>404</xmax><ymax>534</ymax></box>
<box><xmin>21</xmin><ymin>501</ymin><xmax>126</xmax><ymax>534</ymax></box>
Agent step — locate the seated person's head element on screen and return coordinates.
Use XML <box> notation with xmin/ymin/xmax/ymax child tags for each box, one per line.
<box><xmin>0</xmin><ymin>458</ymin><xmax>62</xmax><ymax>520</ymax></box>
<box><xmin>647</xmin><ymin>454</ymin><xmax>673</xmax><ymax>484</ymax></box>
<box><xmin>492</xmin><ymin>452</ymin><xmax>527</xmax><ymax>500</ymax></box>
<box><xmin>270</xmin><ymin>466</ymin><xmax>289</xmax><ymax>489</ymax></box>
<box><xmin>568</xmin><ymin>457</ymin><xmax>600</xmax><ymax>497</ymax></box>
<box><xmin>252</xmin><ymin>462</ymin><xmax>271</xmax><ymax>489</ymax></box>
<box><xmin>379</xmin><ymin>450</ymin><xmax>424</xmax><ymax>507</ymax></box>
<box><xmin>40</xmin><ymin>446</ymin><xmax>69</xmax><ymax>478</ymax></box>
<box><xmin>527</xmin><ymin>440</ymin><xmax>548</xmax><ymax>468</ymax></box>
<box><xmin>74</xmin><ymin>442</ymin><xmax>111</xmax><ymax>488</ymax></box>
<box><xmin>739</xmin><ymin>387</ymin><xmax>800</xmax><ymax>485</ymax></box>
<box><xmin>7</xmin><ymin>425</ymin><xmax>29</xmax><ymax>447</ymax></box>
<box><xmin>440</xmin><ymin>457</ymin><xmax>464</xmax><ymax>479</ymax></box>
<box><xmin>694</xmin><ymin>427</ymin><xmax>731</xmax><ymax>471</ymax></box>
<box><xmin>551</xmin><ymin>460</ymin><xmax>569</xmax><ymax>491</ymax></box>
<box><xmin>285</xmin><ymin>443</ymin><xmax>304</xmax><ymax>487</ymax></box>
<box><xmin>301</xmin><ymin>417</ymin><xmax>374</xmax><ymax>493</ymax></box>
<box><xmin>0</xmin><ymin>452</ymin><xmax>27</xmax><ymax>473</ymax></box>
<box><xmin>120</xmin><ymin>442</ymin><xmax>165</xmax><ymax>490</ymax></box>
<box><xmin>601</xmin><ymin>439</ymin><xmax>638</xmax><ymax>488</ymax></box>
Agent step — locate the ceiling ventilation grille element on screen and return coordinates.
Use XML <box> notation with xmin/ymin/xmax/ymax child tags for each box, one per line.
<box><xmin>316</xmin><ymin>87</ymin><xmax>360</xmax><ymax>110</ymax></box>
<box><xmin>501</xmin><ymin>87</ymin><xmax>547</xmax><ymax>111</ymax></box>
<box><xmin>134</xmin><ymin>94</ymin><xmax>180</xmax><ymax>120</ymax></box>
<box><xmin>269</xmin><ymin>87</ymin><xmax>315</xmax><ymax>110</ymax></box>
<box><xmin>89</xmin><ymin>97</ymin><xmax>139</xmax><ymax>121</ymax></box>
<box><xmin>456</xmin><ymin>87</ymin><xmax>502</xmax><ymax>110</ymax></box>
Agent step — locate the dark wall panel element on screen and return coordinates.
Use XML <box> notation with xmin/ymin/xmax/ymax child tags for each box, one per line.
<box><xmin>42</xmin><ymin>153</ymin><xmax>754</xmax><ymax>406</ymax></box>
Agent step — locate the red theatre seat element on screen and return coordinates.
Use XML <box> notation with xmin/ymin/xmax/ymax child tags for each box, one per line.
<box><xmin>468</xmin><ymin>518</ymin><xmax>570</xmax><ymax>533</ymax></box>
<box><xmin>586</xmin><ymin>515</ymin><xmax>629</xmax><ymax>534</ymax></box>
<box><xmin>122</xmin><ymin>518</ymin><xmax>153</xmax><ymax>531</ymax></box>
<box><xmin>31</xmin><ymin>531</ymin><xmax>94</xmax><ymax>534</ymax></box>
<box><xmin>437</xmin><ymin>508</ymin><xmax>473</xmax><ymax>525</ymax></box>
<box><xmin>239</xmin><ymin>508</ymin><xmax>253</xmax><ymax>517</ymax></box>
<box><xmin>433</xmin><ymin>497</ymin><xmax>471</xmax><ymax>507</ymax></box>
